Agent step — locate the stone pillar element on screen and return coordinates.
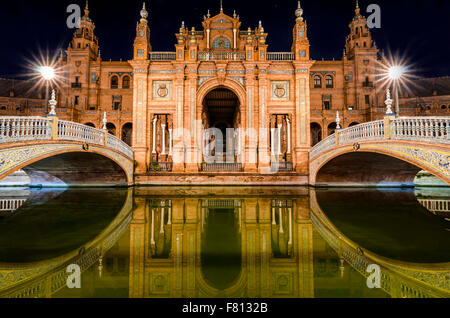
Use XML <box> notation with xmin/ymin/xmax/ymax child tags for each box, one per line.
<box><xmin>258</xmin><ymin>73</ymin><xmax>271</xmax><ymax>173</ymax></box>
<box><xmin>173</xmin><ymin>73</ymin><xmax>185</xmax><ymax>173</ymax></box>
<box><xmin>293</xmin><ymin>65</ymin><xmax>312</xmax><ymax>175</ymax></box>
<box><xmin>130</xmin><ymin>61</ymin><xmax>150</xmax><ymax>174</ymax></box>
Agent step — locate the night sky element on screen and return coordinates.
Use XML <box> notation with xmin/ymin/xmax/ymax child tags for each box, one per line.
<box><xmin>1</xmin><ymin>0</ymin><xmax>449</xmax><ymax>78</ymax></box>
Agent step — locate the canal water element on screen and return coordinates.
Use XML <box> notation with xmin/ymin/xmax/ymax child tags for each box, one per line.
<box><xmin>0</xmin><ymin>187</ymin><xmax>449</xmax><ymax>298</ymax></box>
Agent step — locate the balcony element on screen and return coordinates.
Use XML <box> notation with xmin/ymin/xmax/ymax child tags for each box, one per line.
<box><xmin>198</xmin><ymin>51</ymin><xmax>245</xmax><ymax>61</ymax></box>
<box><xmin>362</xmin><ymin>81</ymin><xmax>374</xmax><ymax>88</ymax></box>
<box><xmin>201</xmin><ymin>162</ymin><xmax>243</xmax><ymax>172</ymax></box>
<box><xmin>149</xmin><ymin>162</ymin><xmax>173</xmax><ymax>172</ymax></box>
<box><xmin>267</xmin><ymin>52</ymin><xmax>295</xmax><ymax>61</ymax></box>
<box><xmin>149</xmin><ymin>52</ymin><xmax>177</xmax><ymax>61</ymax></box>
<box><xmin>71</xmin><ymin>83</ymin><xmax>82</xmax><ymax>89</ymax></box>
<box><xmin>271</xmin><ymin>162</ymin><xmax>294</xmax><ymax>173</ymax></box>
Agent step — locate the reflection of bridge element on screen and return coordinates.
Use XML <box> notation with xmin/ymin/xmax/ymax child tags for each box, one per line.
<box><xmin>0</xmin><ymin>189</ymin><xmax>133</xmax><ymax>298</ymax></box>
<box><xmin>0</xmin><ymin>198</ymin><xmax>27</xmax><ymax>217</ymax></box>
<box><xmin>310</xmin><ymin>116</ymin><xmax>450</xmax><ymax>187</ymax></box>
<box><xmin>0</xmin><ymin>116</ymin><xmax>134</xmax><ymax>186</ymax></box>
<box><xmin>310</xmin><ymin>190</ymin><xmax>450</xmax><ymax>298</ymax></box>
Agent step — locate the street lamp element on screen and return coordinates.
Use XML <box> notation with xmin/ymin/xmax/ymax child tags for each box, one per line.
<box><xmin>38</xmin><ymin>66</ymin><xmax>56</xmax><ymax>114</ymax></box>
<box><xmin>388</xmin><ymin>65</ymin><xmax>406</xmax><ymax>115</ymax></box>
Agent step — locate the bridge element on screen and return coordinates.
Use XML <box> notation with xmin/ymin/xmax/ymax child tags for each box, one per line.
<box><xmin>0</xmin><ymin>115</ymin><xmax>134</xmax><ymax>187</ymax></box>
<box><xmin>310</xmin><ymin>115</ymin><xmax>450</xmax><ymax>187</ymax></box>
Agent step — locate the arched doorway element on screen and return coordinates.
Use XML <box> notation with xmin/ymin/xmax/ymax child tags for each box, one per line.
<box><xmin>201</xmin><ymin>87</ymin><xmax>241</xmax><ymax>171</ymax></box>
<box><xmin>310</xmin><ymin>123</ymin><xmax>322</xmax><ymax>146</ymax></box>
<box><xmin>348</xmin><ymin>122</ymin><xmax>360</xmax><ymax>127</ymax></box>
<box><xmin>122</xmin><ymin>123</ymin><xmax>132</xmax><ymax>146</ymax></box>
<box><xmin>106</xmin><ymin>123</ymin><xmax>116</xmax><ymax>136</ymax></box>
<box><xmin>327</xmin><ymin>122</ymin><xmax>337</xmax><ymax>136</ymax></box>
<box><xmin>84</xmin><ymin>122</ymin><xmax>95</xmax><ymax>128</ymax></box>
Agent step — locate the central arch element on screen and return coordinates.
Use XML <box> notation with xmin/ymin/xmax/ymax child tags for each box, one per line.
<box><xmin>197</xmin><ymin>79</ymin><xmax>246</xmax><ymax>170</ymax></box>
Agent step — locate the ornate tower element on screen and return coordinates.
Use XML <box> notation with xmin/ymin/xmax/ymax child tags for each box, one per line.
<box><xmin>130</xmin><ymin>3</ymin><xmax>152</xmax><ymax>174</ymax></box>
<box><xmin>343</xmin><ymin>1</ymin><xmax>379</xmax><ymax>114</ymax></box>
<box><xmin>292</xmin><ymin>1</ymin><xmax>310</xmax><ymax>61</ymax></box>
<box><xmin>69</xmin><ymin>1</ymin><xmax>99</xmax><ymax>59</ymax></box>
<box><xmin>133</xmin><ymin>3</ymin><xmax>152</xmax><ymax>60</ymax></box>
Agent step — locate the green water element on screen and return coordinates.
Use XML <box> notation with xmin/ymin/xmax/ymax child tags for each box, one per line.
<box><xmin>0</xmin><ymin>187</ymin><xmax>448</xmax><ymax>298</ymax></box>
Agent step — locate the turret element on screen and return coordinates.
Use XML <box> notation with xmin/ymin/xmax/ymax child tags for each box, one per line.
<box><xmin>133</xmin><ymin>3</ymin><xmax>152</xmax><ymax>60</ymax></box>
<box><xmin>292</xmin><ymin>1</ymin><xmax>310</xmax><ymax>61</ymax></box>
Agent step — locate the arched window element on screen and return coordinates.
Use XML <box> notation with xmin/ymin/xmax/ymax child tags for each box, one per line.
<box><xmin>314</xmin><ymin>75</ymin><xmax>322</xmax><ymax>88</ymax></box>
<box><xmin>110</xmin><ymin>76</ymin><xmax>119</xmax><ymax>89</ymax></box>
<box><xmin>441</xmin><ymin>105</ymin><xmax>447</xmax><ymax>110</ymax></box>
<box><xmin>212</xmin><ymin>37</ymin><xmax>231</xmax><ymax>49</ymax></box>
<box><xmin>325</xmin><ymin>75</ymin><xmax>334</xmax><ymax>88</ymax></box>
<box><xmin>122</xmin><ymin>76</ymin><xmax>131</xmax><ymax>89</ymax></box>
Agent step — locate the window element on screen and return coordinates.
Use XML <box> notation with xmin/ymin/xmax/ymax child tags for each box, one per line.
<box><xmin>139</xmin><ymin>30</ymin><xmax>145</xmax><ymax>37</ymax></box>
<box><xmin>322</xmin><ymin>95</ymin><xmax>332</xmax><ymax>110</ymax></box>
<box><xmin>314</xmin><ymin>75</ymin><xmax>322</xmax><ymax>88</ymax></box>
<box><xmin>299</xmin><ymin>50</ymin><xmax>306</xmax><ymax>58</ymax></box>
<box><xmin>137</xmin><ymin>49</ymin><xmax>144</xmax><ymax>57</ymax></box>
<box><xmin>112</xmin><ymin>95</ymin><xmax>122</xmax><ymax>111</ymax></box>
<box><xmin>110</xmin><ymin>76</ymin><xmax>119</xmax><ymax>89</ymax></box>
<box><xmin>75</xmin><ymin>76</ymin><xmax>80</xmax><ymax>83</ymax></box>
<box><xmin>74</xmin><ymin>96</ymin><xmax>79</xmax><ymax>105</ymax></box>
<box><xmin>325</xmin><ymin>75</ymin><xmax>334</xmax><ymax>88</ymax></box>
<box><xmin>212</xmin><ymin>37</ymin><xmax>231</xmax><ymax>49</ymax></box>
<box><xmin>441</xmin><ymin>105</ymin><xmax>447</xmax><ymax>110</ymax></box>
<box><xmin>122</xmin><ymin>76</ymin><xmax>131</xmax><ymax>89</ymax></box>
<box><xmin>323</xmin><ymin>101</ymin><xmax>330</xmax><ymax>110</ymax></box>
<box><xmin>91</xmin><ymin>72</ymin><xmax>97</xmax><ymax>84</ymax></box>
<box><xmin>365</xmin><ymin>95</ymin><xmax>370</xmax><ymax>105</ymax></box>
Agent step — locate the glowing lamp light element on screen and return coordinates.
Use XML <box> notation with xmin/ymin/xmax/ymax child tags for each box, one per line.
<box><xmin>38</xmin><ymin>66</ymin><xmax>55</xmax><ymax>81</ymax></box>
<box><xmin>388</xmin><ymin>65</ymin><xmax>406</xmax><ymax>80</ymax></box>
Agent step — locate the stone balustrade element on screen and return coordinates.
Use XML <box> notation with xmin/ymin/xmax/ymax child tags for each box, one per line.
<box><xmin>267</xmin><ymin>52</ymin><xmax>295</xmax><ymax>61</ymax></box>
<box><xmin>310</xmin><ymin>116</ymin><xmax>450</xmax><ymax>160</ymax></box>
<box><xmin>0</xmin><ymin>116</ymin><xmax>133</xmax><ymax>160</ymax></box>
<box><xmin>198</xmin><ymin>51</ymin><xmax>246</xmax><ymax>61</ymax></box>
<box><xmin>149</xmin><ymin>52</ymin><xmax>177</xmax><ymax>61</ymax></box>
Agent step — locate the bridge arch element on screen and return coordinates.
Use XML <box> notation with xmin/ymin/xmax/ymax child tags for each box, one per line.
<box><xmin>309</xmin><ymin>118</ymin><xmax>450</xmax><ymax>186</ymax></box>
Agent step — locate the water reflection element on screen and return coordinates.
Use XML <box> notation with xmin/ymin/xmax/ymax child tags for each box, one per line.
<box><xmin>0</xmin><ymin>187</ymin><xmax>448</xmax><ymax>298</ymax></box>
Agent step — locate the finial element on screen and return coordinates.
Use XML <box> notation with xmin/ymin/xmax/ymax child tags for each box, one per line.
<box><xmin>259</xmin><ymin>21</ymin><xmax>262</xmax><ymax>28</ymax></box>
<box><xmin>102</xmin><ymin>112</ymin><xmax>107</xmax><ymax>130</ymax></box>
<box><xmin>220</xmin><ymin>0</ymin><xmax>223</xmax><ymax>12</ymax></box>
<box><xmin>207</xmin><ymin>10</ymin><xmax>210</xmax><ymax>18</ymax></box>
<box><xmin>385</xmin><ymin>89</ymin><xmax>394</xmax><ymax>115</ymax></box>
<box><xmin>295</xmin><ymin>1</ymin><xmax>303</xmax><ymax>20</ymax></box>
<box><xmin>336</xmin><ymin>111</ymin><xmax>341</xmax><ymax>130</ymax></box>
<box><xmin>48</xmin><ymin>89</ymin><xmax>57</xmax><ymax>116</ymax></box>
<box><xmin>140</xmin><ymin>2</ymin><xmax>149</xmax><ymax>21</ymax></box>
<box><xmin>356</xmin><ymin>0</ymin><xmax>359</xmax><ymax>9</ymax></box>
<box><xmin>181</xmin><ymin>21</ymin><xmax>185</xmax><ymax>29</ymax></box>
<box><xmin>84</xmin><ymin>0</ymin><xmax>89</xmax><ymax>15</ymax></box>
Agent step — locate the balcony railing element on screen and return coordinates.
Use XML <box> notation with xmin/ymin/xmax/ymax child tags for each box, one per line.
<box><xmin>149</xmin><ymin>162</ymin><xmax>173</xmax><ymax>172</ymax></box>
<box><xmin>267</xmin><ymin>52</ymin><xmax>295</xmax><ymax>61</ymax></box>
<box><xmin>149</xmin><ymin>52</ymin><xmax>177</xmax><ymax>61</ymax></box>
<box><xmin>71</xmin><ymin>83</ymin><xmax>82</xmax><ymax>89</ymax></box>
<box><xmin>198</xmin><ymin>51</ymin><xmax>245</xmax><ymax>61</ymax></box>
<box><xmin>201</xmin><ymin>162</ymin><xmax>243</xmax><ymax>172</ymax></box>
<box><xmin>271</xmin><ymin>161</ymin><xmax>294</xmax><ymax>173</ymax></box>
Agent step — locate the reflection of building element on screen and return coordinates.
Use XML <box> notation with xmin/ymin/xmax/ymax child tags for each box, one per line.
<box><xmin>130</xmin><ymin>188</ymin><xmax>315</xmax><ymax>298</ymax></box>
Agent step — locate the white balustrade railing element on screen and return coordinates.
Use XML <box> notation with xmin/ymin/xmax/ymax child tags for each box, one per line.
<box><xmin>0</xmin><ymin>199</ymin><xmax>27</xmax><ymax>212</ymax></box>
<box><xmin>58</xmin><ymin>120</ymin><xmax>104</xmax><ymax>145</ymax></box>
<box><xmin>0</xmin><ymin>117</ymin><xmax>50</xmax><ymax>142</ymax></box>
<box><xmin>107</xmin><ymin>134</ymin><xmax>134</xmax><ymax>159</ymax></box>
<box><xmin>393</xmin><ymin>117</ymin><xmax>450</xmax><ymax>144</ymax></box>
<box><xmin>0</xmin><ymin>117</ymin><xmax>133</xmax><ymax>160</ymax></box>
<box><xmin>418</xmin><ymin>199</ymin><xmax>450</xmax><ymax>213</ymax></box>
<box><xmin>310</xmin><ymin>116</ymin><xmax>450</xmax><ymax>160</ymax></box>
<box><xmin>339</xmin><ymin>120</ymin><xmax>384</xmax><ymax>145</ymax></box>
<box><xmin>267</xmin><ymin>52</ymin><xmax>295</xmax><ymax>61</ymax></box>
<box><xmin>309</xmin><ymin>134</ymin><xmax>337</xmax><ymax>159</ymax></box>
<box><xmin>198</xmin><ymin>51</ymin><xmax>245</xmax><ymax>61</ymax></box>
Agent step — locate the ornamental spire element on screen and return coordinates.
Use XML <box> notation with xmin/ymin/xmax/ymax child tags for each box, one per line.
<box><xmin>140</xmin><ymin>2</ymin><xmax>149</xmax><ymax>22</ymax></box>
<box><xmin>220</xmin><ymin>0</ymin><xmax>223</xmax><ymax>12</ymax></box>
<box><xmin>295</xmin><ymin>1</ymin><xmax>304</xmax><ymax>21</ymax></box>
<box><xmin>84</xmin><ymin>0</ymin><xmax>89</xmax><ymax>17</ymax></box>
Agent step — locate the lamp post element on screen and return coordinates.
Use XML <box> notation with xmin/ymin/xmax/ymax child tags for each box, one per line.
<box><xmin>38</xmin><ymin>66</ymin><xmax>55</xmax><ymax>114</ymax></box>
<box><xmin>388</xmin><ymin>65</ymin><xmax>406</xmax><ymax>116</ymax></box>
